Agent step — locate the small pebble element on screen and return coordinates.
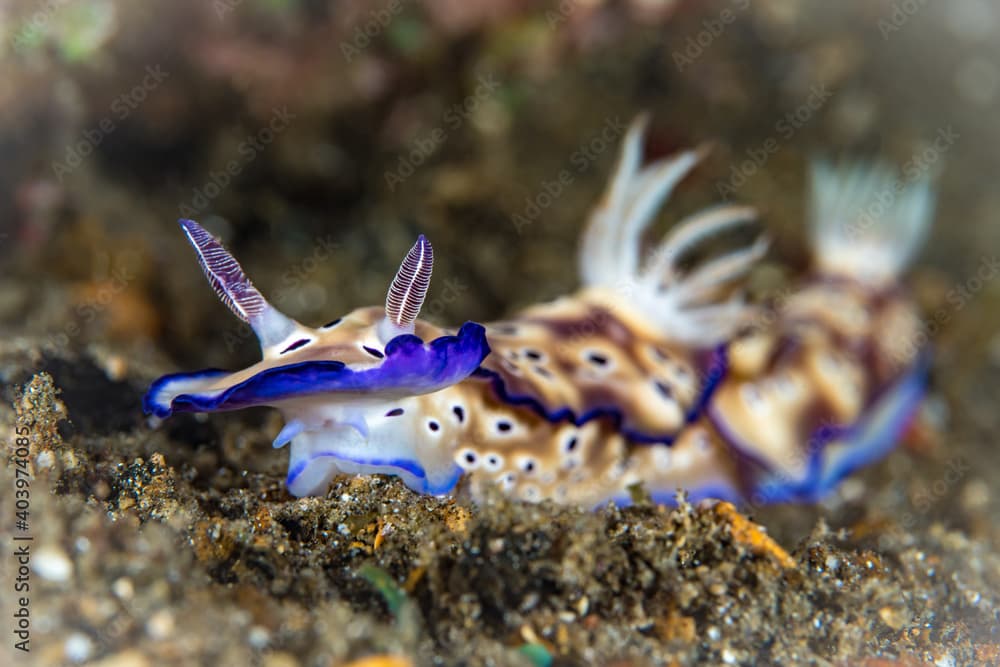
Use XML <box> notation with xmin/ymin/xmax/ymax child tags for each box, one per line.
<box><xmin>89</xmin><ymin>650</ymin><xmax>151</xmax><ymax>667</ymax></box>
<box><xmin>102</xmin><ymin>354</ymin><xmax>128</xmax><ymax>381</ymax></box>
<box><xmin>36</xmin><ymin>450</ymin><xmax>56</xmax><ymax>470</ymax></box>
<box><xmin>961</xmin><ymin>479</ymin><xmax>989</xmax><ymax>511</ymax></box>
<box><xmin>34</xmin><ymin>546</ymin><xmax>73</xmax><ymax>583</ymax></box>
<box><xmin>146</xmin><ymin>609</ymin><xmax>175</xmax><ymax>640</ymax></box>
<box><xmin>934</xmin><ymin>652</ymin><xmax>957</xmax><ymax>667</ymax></box>
<box><xmin>879</xmin><ymin>606</ymin><xmax>907</xmax><ymax>630</ymax></box>
<box><xmin>248</xmin><ymin>625</ymin><xmax>271</xmax><ymax>649</ymax></box>
<box><xmin>64</xmin><ymin>632</ymin><xmax>94</xmax><ymax>663</ymax></box>
<box><xmin>263</xmin><ymin>653</ymin><xmax>300</xmax><ymax>667</ymax></box>
<box><xmin>837</xmin><ymin>477</ymin><xmax>865</xmax><ymax>503</ymax></box>
<box><xmin>112</xmin><ymin>577</ymin><xmax>134</xmax><ymax>600</ymax></box>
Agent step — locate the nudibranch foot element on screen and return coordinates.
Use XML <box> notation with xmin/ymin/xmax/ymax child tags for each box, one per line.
<box><xmin>284</xmin><ymin>424</ymin><xmax>463</xmax><ymax>497</ymax></box>
<box><xmin>734</xmin><ymin>348</ymin><xmax>932</xmax><ymax>505</ymax></box>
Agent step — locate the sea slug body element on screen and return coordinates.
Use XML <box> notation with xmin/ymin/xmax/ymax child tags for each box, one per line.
<box><xmin>145</xmin><ymin>116</ymin><xmax>933</xmax><ymax>506</ymax></box>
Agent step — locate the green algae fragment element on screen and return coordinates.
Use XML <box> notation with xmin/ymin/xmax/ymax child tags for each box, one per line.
<box><xmin>517</xmin><ymin>643</ymin><xmax>553</xmax><ymax>667</ymax></box>
<box><xmin>358</xmin><ymin>563</ymin><xmax>407</xmax><ymax>615</ymax></box>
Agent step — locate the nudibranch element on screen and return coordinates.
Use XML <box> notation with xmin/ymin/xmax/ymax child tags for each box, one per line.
<box><xmin>144</xmin><ymin>223</ymin><xmax>491</xmax><ymax>495</ymax></box>
<box><xmin>145</xmin><ymin>116</ymin><xmax>934</xmax><ymax>507</ymax></box>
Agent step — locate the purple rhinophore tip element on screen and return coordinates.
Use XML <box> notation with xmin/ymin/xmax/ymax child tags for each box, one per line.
<box><xmin>179</xmin><ymin>219</ymin><xmax>267</xmax><ymax>324</ymax></box>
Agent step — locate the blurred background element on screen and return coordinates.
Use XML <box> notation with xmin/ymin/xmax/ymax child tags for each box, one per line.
<box><xmin>2</xmin><ymin>1</ymin><xmax>1000</xmax><ymax>664</ymax></box>
<box><xmin>1</xmin><ymin>0</ymin><xmax>998</xmax><ymax>375</ymax></box>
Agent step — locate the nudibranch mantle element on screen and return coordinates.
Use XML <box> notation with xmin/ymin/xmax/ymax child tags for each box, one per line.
<box><xmin>144</xmin><ymin>318</ymin><xmax>488</xmax><ymax>418</ymax></box>
<box><xmin>145</xmin><ymin>116</ymin><xmax>934</xmax><ymax>507</ymax></box>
